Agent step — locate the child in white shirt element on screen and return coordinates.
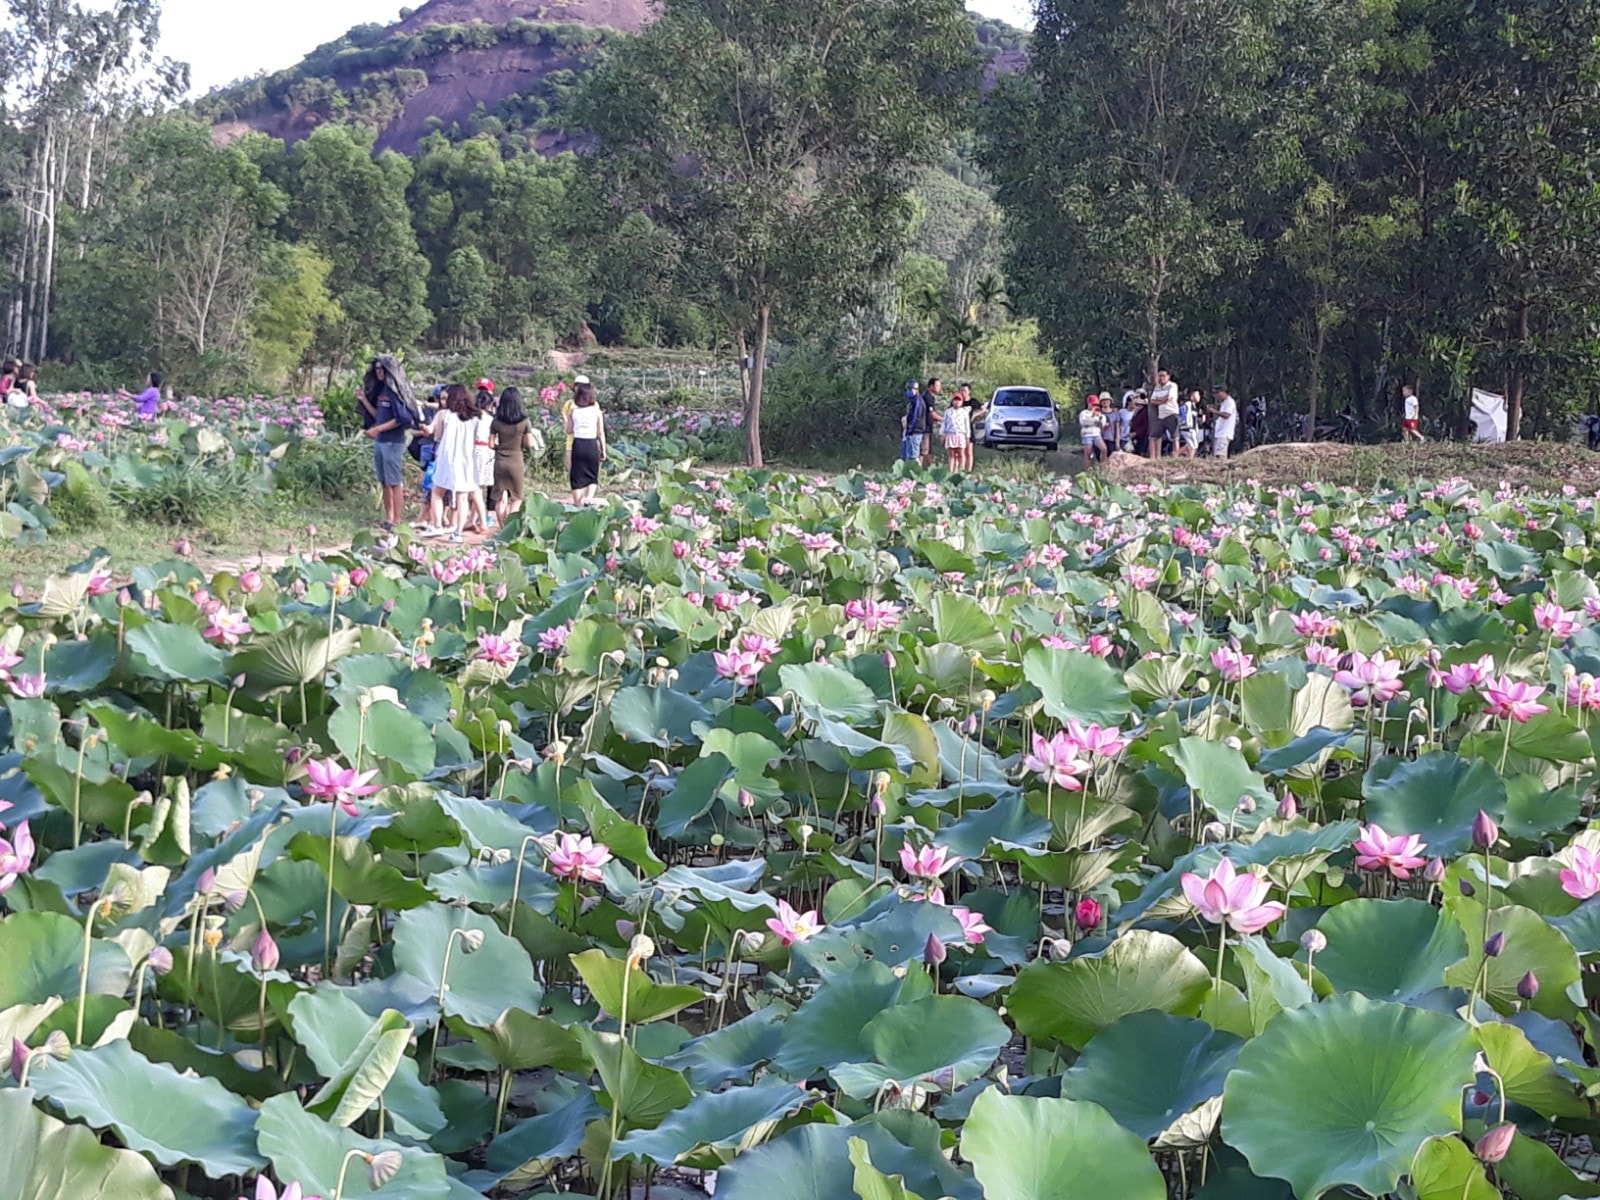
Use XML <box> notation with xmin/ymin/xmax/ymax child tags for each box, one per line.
<box><xmin>941</xmin><ymin>393</ymin><xmax>971</xmax><ymax>470</ymax></box>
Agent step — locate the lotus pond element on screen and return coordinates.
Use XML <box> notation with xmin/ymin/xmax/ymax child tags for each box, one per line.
<box><xmin>5</xmin><ymin>464</ymin><xmax>1600</xmax><ymax>1200</ymax></box>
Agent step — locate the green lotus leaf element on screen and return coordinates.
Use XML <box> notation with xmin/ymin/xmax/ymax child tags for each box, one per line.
<box><xmin>0</xmin><ymin>1087</ymin><xmax>175</xmax><ymax>1200</ymax></box>
<box><xmin>328</xmin><ymin>697</ymin><xmax>436</xmax><ymax>780</ymax></box>
<box><xmin>717</xmin><ymin>1119</ymin><xmax>978</xmax><ymax>1200</ymax></box>
<box><xmin>1305</xmin><ymin>898</ymin><xmax>1468</xmax><ymax>1000</ymax></box>
<box><xmin>1170</xmin><ymin>738</ymin><xmax>1274</xmax><ymax>829</ymax></box>
<box><xmin>831</xmin><ymin>994</ymin><xmax>1010</xmax><ymax>1099</ymax></box>
<box><xmin>1022</xmin><ymin>646</ymin><xmax>1132</xmax><ymax>727</ymax></box>
<box><xmin>1363</xmin><ymin>752</ymin><xmax>1508</xmax><ymax>857</ymax></box>
<box><xmin>774</xmin><ymin>960</ymin><xmax>913</xmax><ymax>1077</ymax></box>
<box><xmin>304</xmin><ymin>1007</ymin><xmax>414</xmax><ymax>1128</ymax></box>
<box><xmin>460</xmin><ymin>1006</ymin><xmax>589</xmax><ymax>1072</ymax></box>
<box><xmin>1495</xmin><ymin>1125</ymin><xmax>1600</xmax><ymax>1199</ymax></box>
<box><xmin>960</xmin><ymin>1090</ymin><xmax>1165</xmax><ymax>1199</ymax></box>
<box><xmin>1443</xmin><ymin>899</ymin><xmax>1582</xmax><ymax>1018</ymax></box>
<box><xmin>571</xmin><ymin>948</ymin><xmax>705</xmax><ymax>1024</ymax></box>
<box><xmin>287</xmin><ymin>833</ymin><xmax>435</xmax><ymax>909</ymax></box>
<box><xmin>612</xmin><ymin>1076</ymin><xmax>810</xmax><ymax>1165</ymax></box>
<box><xmin>0</xmin><ymin>912</ymin><xmax>131</xmax><ymax>1008</ymax></box>
<box><xmin>1412</xmin><ymin>1136</ymin><xmax>1498</xmax><ymax>1200</ymax></box>
<box><xmin>779</xmin><ymin>662</ymin><xmax>880</xmax><ymax>721</ymax></box>
<box><xmin>849</xmin><ymin>1137</ymin><xmax>926</xmax><ymax>1200</ymax></box>
<box><xmin>1474</xmin><ymin>1020</ymin><xmax>1593</xmax><ymax>1121</ymax></box>
<box><xmin>1060</xmin><ymin>1011</ymin><xmax>1242</xmax><ymax>1140</ymax></box>
<box><xmin>254</xmin><ymin>1092</ymin><xmax>455</xmax><ymax>1200</ymax></box>
<box><xmin>31</xmin><ymin>1039</ymin><xmax>266</xmax><ymax>1175</ymax></box>
<box><xmin>391</xmin><ymin>903</ymin><xmax>544</xmax><ymax>1028</ymax></box>
<box><xmin>790</xmin><ymin>900</ymin><xmax>962</xmax><ymax>979</ymax></box>
<box><xmin>611</xmin><ymin>685</ymin><xmax>712</xmax><ymax>747</ymax></box>
<box><xmin>1222</xmin><ymin>994</ymin><xmax>1476</xmax><ymax>1199</ymax></box>
<box><xmin>483</xmin><ymin>1090</ymin><xmax>604</xmax><ymax>1179</ymax></box>
<box><xmin>665</xmin><ymin>1007</ymin><xmax>787</xmax><ymax>1089</ymax></box>
<box><xmin>1008</xmin><ymin>930</ymin><xmax>1211</xmax><ymax>1049</ymax></box>
<box><xmin>125</xmin><ymin>622</ymin><xmax>229</xmax><ymax>685</ymax></box>
<box><xmin>572</xmin><ymin>1026</ymin><xmax>693</xmax><ymax>1132</ymax></box>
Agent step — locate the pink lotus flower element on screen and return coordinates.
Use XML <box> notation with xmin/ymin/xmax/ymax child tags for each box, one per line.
<box><xmin>348</xmin><ymin>568</ymin><xmax>369</xmax><ymax>587</ymax></box>
<box><xmin>951</xmin><ymin>906</ymin><xmax>992</xmax><ymax>944</ymax></box>
<box><xmin>1291</xmin><ymin>611</ymin><xmax>1339</xmax><ymax>639</ymax></box>
<box><xmin>7</xmin><ymin>674</ymin><xmax>45</xmax><ymax>698</ymax></box>
<box><xmin>1534</xmin><ymin>602</ymin><xmax>1581</xmax><ymax>640</ymax></box>
<box><xmin>475</xmin><ymin>633</ymin><xmax>519</xmax><ymax>668</ymax></box>
<box><xmin>1482</xmin><ymin>676</ymin><xmax>1549</xmax><ymax>723</ymax></box>
<box><xmin>1432</xmin><ymin>654</ymin><xmax>1495</xmax><ymax>695</ymax></box>
<box><xmin>1211</xmin><ymin>646</ymin><xmax>1255</xmax><ymax>682</ymax></box>
<box><xmin>900</xmin><ymin>843</ymin><xmax>961</xmax><ymax>879</ymax></box>
<box><xmin>0</xmin><ymin>646</ymin><xmax>20</xmax><ymax>678</ymax></box>
<box><xmin>1568</xmin><ymin>674</ymin><xmax>1600</xmax><ymax>712</ymax></box>
<box><xmin>738</xmin><ymin>633</ymin><xmax>779</xmax><ymax>664</ymax></box>
<box><xmin>251</xmin><ymin>928</ymin><xmax>280</xmax><ymax>973</ymax></box>
<box><xmin>1180</xmin><ymin>858</ymin><xmax>1286</xmax><ymax>934</ymax></box>
<box><xmin>1022</xmin><ymin>731</ymin><xmax>1090</xmax><ymax>791</ymax></box>
<box><xmin>537</xmin><ymin>622</ymin><xmax>573</xmax><ymax>655</ymax></box>
<box><xmin>766</xmin><ymin>898</ymin><xmax>822</xmax><ymax>946</ymax></box>
<box><xmin>546</xmin><ymin>833</ymin><xmax>612</xmax><ymax>883</ymax></box>
<box><xmin>1066</xmin><ymin>720</ymin><xmax>1128</xmax><ymax>758</ymax></box>
<box><xmin>1305</xmin><ymin>643</ymin><xmax>1342</xmax><ymax>667</ymax></box>
<box><xmin>1353</xmin><ymin>824</ymin><xmax>1428</xmax><ymax>880</ymax></box>
<box><xmin>843</xmin><ymin>598</ymin><xmax>903</xmax><ymax>634</ymax></box>
<box><xmin>714</xmin><ymin>648</ymin><xmax>762</xmax><ymax>687</ymax></box>
<box><xmin>1334</xmin><ymin>651</ymin><xmax>1405</xmax><ymax>706</ymax></box>
<box><xmin>1074</xmin><ymin>896</ymin><xmax>1103</xmax><ymax>932</ymax></box>
<box><xmin>301</xmin><ymin>757</ymin><xmax>380</xmax><ymax>816</ymax></box>
<box><xmin>204</xmin><ymin>609</ymin><xmax>251</xmax><ymax>646</ymax></box>
<box><xmin>1560</xmin><ymin>845</ymin><xmax>1600</xmax><ymax>901</ymax></box>
<box><xmin>243</xmin><ymin>1179</ymin><xmax>321</xmax><ymax>1200</ymax></box>
<box><xmin>0</xmin><ymin>821</ymin><xmax>34</xmax><ymax>892</ymax></box>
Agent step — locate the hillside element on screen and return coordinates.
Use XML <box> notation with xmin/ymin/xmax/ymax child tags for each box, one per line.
<box><xmin>204</xmin><ymin>0</ymin><xmax>1024</xmax><ymax>155</ymax></box>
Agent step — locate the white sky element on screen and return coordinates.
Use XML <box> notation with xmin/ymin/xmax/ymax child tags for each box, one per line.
<box><xmin>162</xmin><ymin>0</ymin><xmax>1034</xmax><ymax>94</ymax></box>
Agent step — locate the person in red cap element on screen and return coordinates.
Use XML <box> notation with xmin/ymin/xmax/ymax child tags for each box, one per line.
<box><xmin>1079</xmin><ymin>393</ymin><xmax>1107</xmax><ymax>467</ymax></box>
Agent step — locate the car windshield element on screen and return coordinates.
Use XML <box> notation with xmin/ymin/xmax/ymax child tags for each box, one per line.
<box><xmin>993</xmin><ymin>389</ymin><xmax>1052</xmax><ymax>410</ymax></box>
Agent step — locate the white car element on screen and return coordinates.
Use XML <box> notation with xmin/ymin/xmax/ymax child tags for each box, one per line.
<box><xmin>978</xmin><ymin>386</ymin><xmax>1060</xmax><ymax>452</ymax></box>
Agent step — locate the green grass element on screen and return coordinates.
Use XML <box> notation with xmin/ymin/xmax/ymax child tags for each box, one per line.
<box><xmin>5</xmin><ymin>496</ymin><xmax>375</xmax><ymax>589</ymax></box>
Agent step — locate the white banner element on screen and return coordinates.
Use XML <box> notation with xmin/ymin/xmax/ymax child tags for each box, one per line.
<box><xmin>1470</xmin><ymin>389</ymin><xmax>1507</xmax><ymax>443</ymax></box>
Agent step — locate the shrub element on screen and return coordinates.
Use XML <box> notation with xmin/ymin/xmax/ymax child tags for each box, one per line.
<box><xmin>274</xmin><ymin>438</ymin><xmax>377</xmax><ymax>502</ymax></box>
<box><xmin>762</xmin><ymin>341</ymin><xmax>926</xmax><ymax>461</ymax></box>
<box><xmin>113</xmin><ymin>461</ymin><xmax>264</xmax><ymax>532</ymax></box>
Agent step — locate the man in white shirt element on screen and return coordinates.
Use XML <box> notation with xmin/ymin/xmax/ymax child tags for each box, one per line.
<box><xmin>1208</xmin><ymin>385</ymin><xmax>1238</xmax><ymax>459</ymax></box>
<box><xmin>1147</xmin><ymin>370</ymin><xmax>1179</xmax><ymax>459</ymax></box>
<box><xmin>1401</xmin><ymin>384</ymin><xmax>1425</xmax><ymax>442</ymax></box>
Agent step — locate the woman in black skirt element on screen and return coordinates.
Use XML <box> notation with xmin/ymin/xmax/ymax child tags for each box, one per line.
<box><xmin>564</xmin><ymin>381</ymin><xmax>607</xmax><ymax>505</ymax></box>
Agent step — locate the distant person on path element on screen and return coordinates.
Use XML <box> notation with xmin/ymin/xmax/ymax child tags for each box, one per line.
<box><xmin>1177</xmin><ymin>390</ymin><xmax>1202</xmax><ymax>458</ymax></box>
<box><xmin>1079</xmin><ymin>393</ymin><xmax>1107</xmax><ymax>466</ymax></box>
<box><xmin>1401</xmin><ymin>384</ymin><xmax>1426</xmax><ymax>442</ymax></box>
<box><xmin>922</xmin><ymin>378</ymin><xmax>943</xmax><ymax>467</ymax></box>
<box><xmin>423</xmin><ymin>384</ymin><xmax>477</xmax><ymax>543</ymax></box>
<box><xmin>119</xmin><ymin>370</ymin><xmax>161</xmax><ymax>419</ymax></box>
<box><xmin>900</xmin><ymin>381</ymin><xmax>926</xmax><ymax>462</ymax></box>
<box><xmin>957</xmin><ymin>384</ymin><xmax>978</xmax><ymax>470</ymax></box>
<box><xmin>566</xmin><ymin>380</ymin><xmax>607</xmax><ymax>506</ymax></box>
<box><xmin>941</xmin><ymin>390</ymin><xmax>971</xmax><ymax>470</ymax></box>
<box><xmin>360</xmin><ymin>356</ymin><xmax>421</xmax><ymax>531</ymax></box>
<box><xmin>1148</xmin><ymin>370</ymin><xmax>1179</xmax><ymax>460</ymax></box>
<box><xmin>492</xmin><ymin>386</ymin><xmax>536</xmax><ymax>524</ymax></box>
<box><xmin>1207</xmin><ymin>385</ymin><xmax>1239</xmax><ymax>460</ymax></box>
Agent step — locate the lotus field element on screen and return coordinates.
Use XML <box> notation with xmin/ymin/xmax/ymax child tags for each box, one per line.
<box><xmin>8</xmin><ymin>464</ymin><xmax>1600</xmax><ymax>1200</ymax></box>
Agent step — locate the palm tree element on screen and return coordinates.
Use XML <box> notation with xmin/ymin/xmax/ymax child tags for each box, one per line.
<box><xmin>973</xmin><ymin>274</ymin><xmax>1006</xmax><ymax>328</ymax></box>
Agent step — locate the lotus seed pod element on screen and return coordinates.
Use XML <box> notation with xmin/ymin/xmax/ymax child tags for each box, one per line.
<box><xmin>1224</xmin><ymin>735</ymin><xmax>1242</xmax><ymax>751</ymax></box>
<box><xmin>1236</xmin><ymin>796</ymin><xmax>1256</xmax><ymax>815</ymax></box>
<box><xmin>1300</xmin><ymin>929</ymin><xmax>1327</xmax><ymax>954</ymax></box>
<box><xmin>458</xmin><ymin>928</ymin><xmax>485</xmax><ymax>954</ymax></box>
<box><xmin>1047</xmin><ymin>937</ymin><xmax>1074</xmax><ymax>961</ymax></box>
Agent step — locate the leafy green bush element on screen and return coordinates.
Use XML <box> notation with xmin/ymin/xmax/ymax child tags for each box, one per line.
<box><xmin>274</xmin><ymin>437</ymin><xmax>377</xmax><ymax>502</ymax></box>
<box><xmin>112</xmin><ymin>461</ymin><xmax>264</xmax><ymax>532</ymax></box>
<box><xmin>48</xmin><ymin>462</ymin><xmax>115</xmax><ymax>532</ymax></box>
<box><xmin>763</xmin><ymin>340</ymin><xmax>926</xmax><ymax>460</ymax></box>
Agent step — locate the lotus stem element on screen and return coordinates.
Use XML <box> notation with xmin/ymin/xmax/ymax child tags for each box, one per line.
<box><xmin>508</xmin><ymin>834</ymin><xmax>545</xmax><ymax>937</ymax></box>
<box><xmin>75</xmin><ymin>899</ymin><xmax>98</xmax><ymax>1045</ymax></box>
<box><xmin>330</xmin><ymin>1148</ymin><xmax>368</xmax><ymax>1200</ymax></box>
<box><xmin>324</xmin><ymin>800</ymin><xmax>340</xmax><ymax>977</ymax></box>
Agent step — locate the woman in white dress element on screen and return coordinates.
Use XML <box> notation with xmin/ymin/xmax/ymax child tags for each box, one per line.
<box><xmin>422</xmin><ymin>384</ymin><xmax>476</xmax><ymax>542</ymax></box>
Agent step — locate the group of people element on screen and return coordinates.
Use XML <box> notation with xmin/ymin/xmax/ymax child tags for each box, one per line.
<box><xmin>1079</xmin><ymin>373</ymin><xmax>1240</xmax><ymax>464</ymax></box>
<box><xmin>357</xmin><ymin>355</ymin><xmax>607</xmax><ymax>542</ymax></box>
<box><xmin>0</xmin><ymin>360</ymin><xmax>39</xmax><ymax>410</ymax></box>
<box><xmin>900</xmin><ymin>378</ymin><xmax>982</xmax><ymax>471</ymax></box>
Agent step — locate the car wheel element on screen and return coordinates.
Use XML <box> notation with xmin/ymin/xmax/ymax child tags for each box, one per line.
<box><xmin>1045</xmin><ymin>443</ymin><xmax>1058</xmax><ymax>453</ymax></box>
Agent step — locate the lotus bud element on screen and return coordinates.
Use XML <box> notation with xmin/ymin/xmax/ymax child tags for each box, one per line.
<box><xmin>1472</xmin><ymin>1089</ymin><xmax>1492</xmax><ymax>1107</ymax></box>
<box><xmin>1472</xmin><ymin>810</ymin><xmax>1500</xmax><ymax>850</ymax></box>
<box><xmin>1236</xmin><ymin>795</ymin><xmax>1256</xmax><ymax>815</ymax></box>
<box><xmin>1277</xmin><ymin>795</ymin><xmax>1298</xmax><ymax>820</ymax></box>
<box><xmin>1300</xmin><ymin>929</ymin><xmax>1327</xmax><ymax>954</ymax></box>
<box><xmin>147</xmin><ymin>946</ymin><xmax>174</xmax><ymax>975</ymax></box>
<box><xmin>738</xmin><ymin>788</ymin><xmax>754</xmax><ymax>811</ymax></box>
<box><xmin>367</xmin><ymin>1149</ymin><xmax>404</xmax><ymax>1189</ymax></box>
<box><xmin>870</xmin><ymin>794</ymin><xmax>886</xmax><ymax>817</ymax></box>
<box><xmin>1483</xmin><ymin>931</ymin><xmax>1505</xmax><ymax>958</ymax></box>
<box><xmin>1047</xmin><ymin>937</ymin><xmax>1074</xmax><ymax>961</ymax></box>
<box><xmin>1423</xmin><ymin>857</ymin><xmax>1446</xmax><ymax>883</ymax></box>
<box><xmin>884</xmin><ymin>651</ymin><xmax>897</xmax><ymax>669</ymax></box>
<box><xmin>1459</xmin><ymin>879</ymin><xmax>1476</xmax><ymax>897</ymax></box>
<box><xmin>923</xmin><ymin>934</ymin><xmax>947</xmax><ymax>967</ymax></box>
<box><xmin>458</xmin><ymin>928</ymin><xmax>485</xmax><ymax>954</ymax></box>
<box><xmin>252</xmin><ymin>929</ymin><xmax>280</xmax><ymax>972</ymax></box>
<box><xmin>1475</xmin><ymin>1123</ymin><xmax>1516</xmax><ymax>1165</ymax></box>
<box><xmin>1074</xmin><ymin>897</ymin><xmax>1103</xmax><ymax>933</ymax></box>
<box><xmin>1517</xmin><ymin>971</ymin><xmax>1539</xmax><ymax>1000</ymax></box>
<box><xmin>1224</xmin><ymin>736</ymin><xmax>1242</xmax><ymax>751</ymax></box>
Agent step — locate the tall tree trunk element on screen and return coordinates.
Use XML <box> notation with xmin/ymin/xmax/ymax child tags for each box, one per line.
<box><xmin>1507</xmin><ymin>300</ymin><xmax>1530</xmax><ymax>441</ymax></box>
<box><xmin>743</xmin><ymin>304</ymin><xmax>771</xmax><ymax>467</ymax></box>
<box><xmin>1308</xmin><ymin>322</ymin><xmax>1326</xmax><ymax>439</ymax></box>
